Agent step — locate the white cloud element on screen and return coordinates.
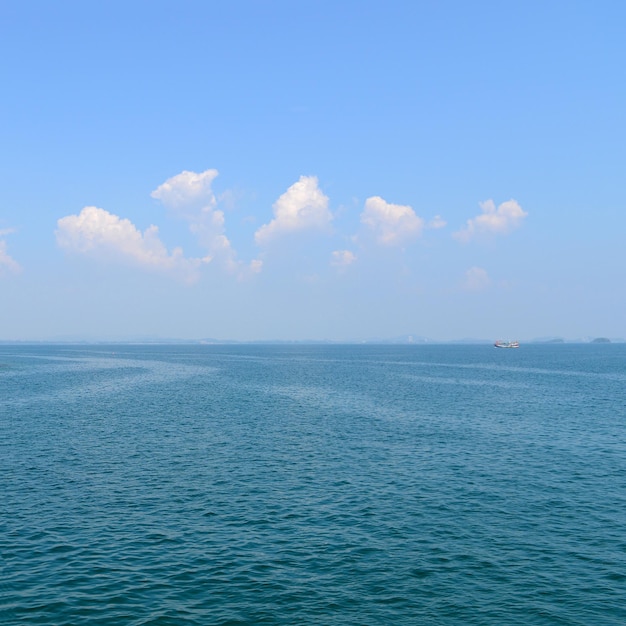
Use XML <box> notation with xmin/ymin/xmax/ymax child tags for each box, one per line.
<box><xmin>151</xmin><ymin>169</ymin><xmax>261</xmax><ymax>278</ymax></box>
<box><xmin>360</xmin><ymin>196</ymin><xmax>424</xmax><ymax>246</ymax></box>
<box><xmin>454</xmin><ymin>199</ymin><xmax>527</xmax><ymax>242</ymax></box>
<box><xmin>188</xmin><ymin>208</ymin><xmax>238</xmax><ymax>269</ymax></box>
<box><xmin>462</xmin><ymin>266</ymin><xmax>491</xmax><ymax>292</ymax></box>
<box><xmin>331</xmin><ymin>249</ymin><xmax>357</xmax><ymax>267</ymax></box>
<box><xmin>255</xmin><ymin>175</ymin><xmax>331</xmax><ymax>245</ymax></box>
<box><xmin>428</xmin><ymin>215</ymin><xmax>447</xmax><ymax>229</ymax></box>
<box><xmin>249</xmin><ymin>259</ymin><xmax>263</xmax><ymax>273</ymax></box>
<box><xmin>150</xmin><ymin>169</ymin><xmax>219</xmax><ymax>214</ymax></box>
<box><xmin>56</xmin><ymin>207</ymin><xmax>204</xmax><ymax>282</ymax></box>
<box><xmin>0</xmin><ymin>237</ymin><xmax>20</xmax><ymax>275</ymax></box>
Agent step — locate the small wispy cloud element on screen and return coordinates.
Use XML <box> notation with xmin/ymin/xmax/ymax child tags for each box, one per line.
<box><xmin>461</xmin><ymin>266</ymin><xmax>491</xmax><ymax>292</ymax></box>
<box><xmin>427</xmin><ymin>215</ymin><xmax>447</xmax><ymax>229</ymax></box>
<box><xmin>56</xmin><ymin>206</ymin><xmax>205</xmax><ymax>283</ymax></box>
<box><xmin>330</xmin><ymin>249</ymin><xmax>357</xmax><ymax>268</ymax></box>
<box><xmin>454</xmin><ymin>199</ymin><xmax>527</xmax><ymax>242</ymax></box>
<box><xmin>0</xmin><ymin>241</ymin><xmax>21</xmax><ymax>275</ymax></box>
<box><xmin>255</xmin><ymin>175</ymin><xmax>332</xmax><ymax>245</ymax></box>
<box><xmin>360</xmin><ymin>196</ymin><xmax>424</xmax><ymax>246</ymax></box>
<box><xmin>0</xmin><ymin>228</ymin><xmax>21</xmax><ymax>275</ymax></box>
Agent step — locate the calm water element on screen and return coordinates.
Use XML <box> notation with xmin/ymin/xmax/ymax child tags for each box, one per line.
<box><xmin>1</xmin><ymin>344</ymin><xmax>625</xmax><ymax>625</ymax></box>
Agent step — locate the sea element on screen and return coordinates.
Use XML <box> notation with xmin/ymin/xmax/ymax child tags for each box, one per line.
<box><xmin>1</xmin><ymin>343</ymin><xmax>625</xmax><ymax>625</ymax></box>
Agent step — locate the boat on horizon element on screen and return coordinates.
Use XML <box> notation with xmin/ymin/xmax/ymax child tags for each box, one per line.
<box><xmin>494</xmin><ymin>340</ymin><xmax>519</xmax><ymax>348</ymax></box>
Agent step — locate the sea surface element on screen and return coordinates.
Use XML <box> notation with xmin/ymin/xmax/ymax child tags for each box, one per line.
<box><xmin>1</xmin><ymin>344</ymin><xmax>625</xmax><ymax>625</ymax></box>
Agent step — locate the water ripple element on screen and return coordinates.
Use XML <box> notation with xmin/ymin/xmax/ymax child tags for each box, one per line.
<box><xmin>1</xmin><ymin>345</ymin><xmax>625</xmax><ymax>625</ymax></box>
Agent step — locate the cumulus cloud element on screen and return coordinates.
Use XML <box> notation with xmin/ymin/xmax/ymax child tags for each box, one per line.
<box><xmin>462</xmin><ymin>266</ymin><xmax>491</xmax><ymax>292</ymax></box>
<box><xmin>331</xmin><ymin>249</ymin><xmax>356</xmax><ymax>267</ymax></box>
<box><xmin>188</xmin><ymin>208</ymin><xmax>239</xmax><ymax>271</ymax></box>
<box><xmin>360</xmin><ymin>196</ymin><xmax>424</xmax><ymax>246</ymax></box>
<box><xmin>255</xmin><ymin>176</ymin><xmax>331</xmax><ymax>245</ymax></box>
<box><xmin>151</xmin><ymin>169</ymin><xmax>218</xmax><ymax>214</ymax></box>
<box><xmin>454</xmin><ymin>199</ymin><xmax>527</xmax><ymax>242</ymax></box>
<box><xmin>56</xmin><ymin>207</ymin><xmax>205</xmax><ymax>282</ymax></box>
<box><xmin>151</xmin><ymin>169</ymin><xmax>261</xmax><ymax>278</ymax></box>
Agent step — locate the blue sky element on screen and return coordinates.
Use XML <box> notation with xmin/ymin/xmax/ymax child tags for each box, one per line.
<box><xmin>1</xmin><ymin>0</ymin><xmax>625</xmax><ymax>341</ymax></box>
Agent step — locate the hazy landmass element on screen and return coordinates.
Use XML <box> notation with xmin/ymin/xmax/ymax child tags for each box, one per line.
<box><xmin>1</xmin><ymin>335</ymin><xmax>623</xmax><ymax>345</ymax></box>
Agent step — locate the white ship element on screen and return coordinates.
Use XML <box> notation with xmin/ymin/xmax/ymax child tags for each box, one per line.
<box><xmin>494</xmin><ymin>340</ymin><xmax>520</xmax><ymax>348</ymax></box>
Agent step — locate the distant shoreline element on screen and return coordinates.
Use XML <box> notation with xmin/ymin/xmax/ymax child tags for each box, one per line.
<box><xmin>0</xmin><ymin>338</ymin><xmax>623</xmax><ymax>346</ymax></box>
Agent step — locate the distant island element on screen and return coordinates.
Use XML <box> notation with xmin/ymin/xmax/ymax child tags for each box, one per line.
<box><xmin>591</xmin><ymin>337</ymin><xmax>611</xmax><ymax>343</ymax></box>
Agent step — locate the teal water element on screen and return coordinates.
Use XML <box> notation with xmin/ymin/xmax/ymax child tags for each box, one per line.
<box><xmin>1</xmin><ymin>344</ymin><xmax>625</xmax><ymax>625</ymax></box>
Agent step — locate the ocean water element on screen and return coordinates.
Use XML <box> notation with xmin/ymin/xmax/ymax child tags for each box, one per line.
<box><xmin>1</xmin><ymin>344</ymin><xmax>625</xmax><ymax>625</ymax></box>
